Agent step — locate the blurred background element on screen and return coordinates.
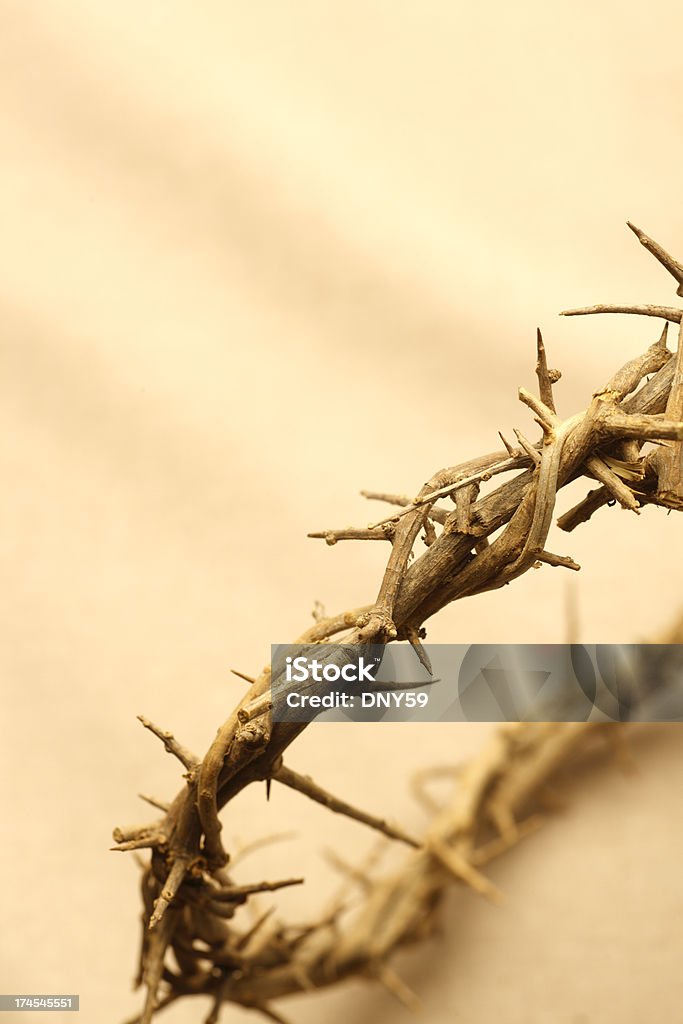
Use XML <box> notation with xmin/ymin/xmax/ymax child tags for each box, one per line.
<box><xmin>1</xmin><ymin>2</ymin><xmax>682</xmax><ymax>1021</ymax></box>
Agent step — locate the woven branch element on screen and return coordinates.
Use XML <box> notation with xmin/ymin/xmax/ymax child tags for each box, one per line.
<box><xmin>116</xmin><ymin>223</ymin><xmax>683</xmax><ymax>1024</ymax></box>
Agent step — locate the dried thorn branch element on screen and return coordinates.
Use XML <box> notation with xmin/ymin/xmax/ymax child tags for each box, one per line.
<box><xmin>421</xmin><ymin>515</ymin><xmax>437</xmax><ymax>547</ymax></box>
<box><xmin>513</xmin><ymin>427</ymin><xmax>542</xmax><ymax>466</ymax></box>
<box><xmin>406</xmin><ymin>625</ymin><xmax>433</xmax><ymax>674</ymax></box>
<box><xmin>113</xmin><ymin>823</ymin><xmax>164</xmax><ymax>844</ymax></box>
<box><xmin>471</xmin><ymin>813</ymin><xmax>544</xmax><ymax>866</ymax></box>
<box><xmin>111</xmin><ymin>835</ymin><xmax>168</xmax><ymax>853</ymax></box>
<box><xmin>656</xmin><ymin>320</ymin><xmax>683</xmax><ymax>500</ymax></box>
<box><xmin>444</xmin><ymin>481</ymin><xmax>480</xmax><ymax>536</ymax></box>
<box><xmin>273</xmin><ymin>764</ymin><xmax>420</xmax><ymax>848</ymax></box>
<box><xmin>599</xmin><ymin>408</ymin><xmax>683</xmax><ymax>441</ymax></box>
<box><xmin>126</xmin><ymin>676</ymin><xmax>680</xmax><ymax>1018</ymax></box>
<box><xmin>357</xmin><ymin>479</ymin><xmax>436</xmax><ymax>641</ymax></box>
<box><xmin>561</xmin><ymin>304</ymin><xmax>682</xmax><ymax>323</ymax></box>
<box><xmin>119</xmin><ymin>222</ymin><xmax>683</xmax><ymax>1022</ymax></box>
<box><xmin>238</xmin><ymin>694</ymin><xmax>273</xmax><ymax>723</ymax></box>
<box><xmin>294</xmin><ymin>608</ymin><xmax>370</xmax><ymax>644</ymax></box>
<box><xmin>428</xmin><ymin>835</ymin><xmax>504</xmax><ymax>904</ymax></box>
<box><xmin>535</xmin><ymin>327</ymin><xmax>560</xmax><ymax>413</ymax></box>
<box><xmin>361</xmin><ymin>488</ymin><xmax>411</xmax><ymax>506</ymax></box>
<box><xmin>536</xmin><ymin>551</ymin><xmax>580</xmax><ymax>571</ymax></box>
<box><xmin>307</xmin><ymin>525</ymin><xmax>395</xmax><ymax>544</ymax></box>
<box><xmin>137</xmin><ymin>716</ymin><xmax>199</xmax><ymax>772</ymax></box>
<box><xmin>138</xmin><ymin>794</ymin><xmax>171</xmax><ymax>813</ymax></box>
<box><xmin>231</xmin><ymin>669</ymin><xmax>256</xmax><ymax>685</ymax></box>
<box><xmin>498</xmin><ymin>431</ymin><xmax>519</xmax><ymax>458</ymax></box>
<box><xmin>365</xmin><ymin>451</ymin><xmax>527</xmax><ymax>530</ymax></box>
<box><xmin>373</xmin><ymin>965</ymin><xmax>422</xmax><ymax>1012</ymax></box>
<box><xmin>519</xmin><ymin>384</ymin><xmax>558</xmax><ymax>429</ymax></box>
<box><xmin>139</xmin><ymin>903</ymin><xmax>179</xmax><ymax>1024</ymax></box>
<box><xmin>557</xmin><ymin>485</ymin><xmax>612</xmax><ymax>532</ymax></box>
<box><xmin>361</xmin><ymin>490</ymin><xmax>452</xmax><ymax>525</ymax></box>
<box><xmin>149</xmin><ymin>858</ymin><xmax>190</xmax><ymax>929</ymax></box>
<box><xmin>627</xmin><ymin>221</ymin><xmax>683</xmax><ymax>297</ymax></box>
<box><xmin>584</xmin><ymin>455</ymin><xmax>640</xmax><ymax>512</ymax></box>
<box><xmin>599</xmin><ymin>454</ymin><xmax>646</xmax><ymax>482</ymax></box>
<box><xmin>204</xmin><ymin>976</ymin><xmax>231</xmax><ymax>1024</ymax></box>
<box><xmin>235</xmin><ymin>907</ymin><xmax>276</xmax><ymax>951</ymax></box>
<box><xmin>208</xmin><ymin>878</ymin><xmax>304</xmax><ymax>902</ymax></box>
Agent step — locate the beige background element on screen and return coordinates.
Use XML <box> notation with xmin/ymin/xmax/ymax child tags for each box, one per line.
<box><xmin>1</xmin><ymin>2</ymin><xmax>682</xmax><ymax>1021</ymax></box>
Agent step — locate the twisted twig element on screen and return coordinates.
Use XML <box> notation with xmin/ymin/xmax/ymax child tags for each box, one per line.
<box><xmin>116</xmin><ymin>223</ymin><xmax>683</xmax><ymax>1023</ymax></box>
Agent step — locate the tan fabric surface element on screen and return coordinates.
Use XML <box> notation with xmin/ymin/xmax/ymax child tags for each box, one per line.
<box><xmin>1</xmin><ymin>3</ymin><xmax>682</xmax><ymax>1021</ymax></box>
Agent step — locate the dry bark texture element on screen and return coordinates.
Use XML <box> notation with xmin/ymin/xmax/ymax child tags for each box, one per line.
<box><xmin>115</xmin><ymin>224</ymin><xmax>683</xmax><ymax>1023</ymax></box>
